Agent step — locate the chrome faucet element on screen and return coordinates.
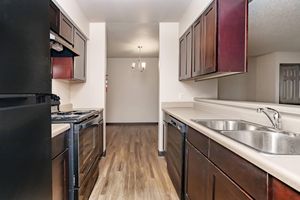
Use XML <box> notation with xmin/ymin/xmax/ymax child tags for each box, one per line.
<box><xmin>257</xmin><ymin>107</ymin><xmax>282</xmax><ymax>129</ymax></box>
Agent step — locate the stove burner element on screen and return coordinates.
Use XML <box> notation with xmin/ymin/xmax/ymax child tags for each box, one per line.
<box><xmin>57</xmin><ymin>111</ymin><xmax>74</xmax><ymax>115</ymax></box>
<box><xmin>52</xmin><ymin>110</ymin><xmax>98</xmax><ymax>123</ymax></box>
<box><xmin>72</xmin><ymin>110</ymin><xmax>93</xmax><ymax>115</ymax></box>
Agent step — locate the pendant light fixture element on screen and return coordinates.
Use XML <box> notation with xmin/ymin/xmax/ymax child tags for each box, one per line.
<box><xmin>131</xmin><ymin>46</ymin><xmax>146</xmax><ymax>72</ymax></box>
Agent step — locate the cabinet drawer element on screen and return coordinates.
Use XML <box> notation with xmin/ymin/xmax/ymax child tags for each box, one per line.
<box><xmin>187</xmin><ymin>127</ymin><xmax>209</xmax><ymax>157</ymax></box>
<box><xmin>209</xmin><ymin>140</ymin><xmax>268</xmax><ymax>200</ymax></box>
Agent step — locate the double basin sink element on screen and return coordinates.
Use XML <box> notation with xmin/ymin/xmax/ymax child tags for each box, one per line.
<box><xmin>191</xmin><ymin>119</ymin><xmax>300</xmax><ymax>155</ymax></box>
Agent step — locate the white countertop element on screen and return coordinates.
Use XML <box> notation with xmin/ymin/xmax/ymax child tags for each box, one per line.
<box><xmin>163</xmin><ymin>106</ymin><xmax>300</xmax><ymax>192</ymax></box>
<box><xmin>51</xmin><ymin>124</ymin><xmax>70</xmax><ymax>138</ymax></box>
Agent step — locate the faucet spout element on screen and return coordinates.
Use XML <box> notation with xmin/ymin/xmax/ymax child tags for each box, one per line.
<box><xmin>257</xmin><ymin>107</ymin><xmax>282</xmax><ymax>129</ymax></box>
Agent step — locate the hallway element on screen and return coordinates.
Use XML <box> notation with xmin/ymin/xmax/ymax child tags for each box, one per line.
<box><xmin>89</xmin><ymin>124</ymin><xmax>178</xmax><ymax>200</ymax></box>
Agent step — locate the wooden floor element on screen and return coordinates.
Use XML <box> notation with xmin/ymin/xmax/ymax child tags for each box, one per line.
<box><xmin>89</xmin><ymin>124</ymin><xmax>178</xmax><ymax>200</ymax></box>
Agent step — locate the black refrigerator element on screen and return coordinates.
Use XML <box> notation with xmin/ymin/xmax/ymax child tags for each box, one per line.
<box><xmin>0</xmin><ymin>0</ymin><xmax>52</xmax><ymax>199</ymax></box>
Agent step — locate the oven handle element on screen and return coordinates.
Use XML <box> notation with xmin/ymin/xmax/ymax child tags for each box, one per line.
<box><xmin>79</xmin><ymin>115</ymin><xmax>103</xmax><ymax>131</ymax></box>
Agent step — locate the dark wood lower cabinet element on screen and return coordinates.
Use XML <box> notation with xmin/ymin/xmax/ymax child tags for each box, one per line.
<box><xmin>207</xmin><ymin>162</ymin><xmax>252</xmax><ymax>200</ymax></box>
<box><xmin>173</xmin><ymin>123</ymin><xmax>300</xmax><ymax>200</ymax></box>
<box><xmin>269</xmin><ymin>176</ymin><xmax>300</xmax><ymax>200</ymax></box>
<box><xmin>52</xmin><ymin>131</ymin><xmax>69</xmax><ymax>200</ymax></box>
<box><xmin>185</xmin><ymin>142</ymin><xmax>208</xmax><ymax>200</ymax></box>
<box><xmin>209</xmin><ymin>140</ymin><xmax>268</xmax><ymax>200</ymax></box>
<box><xmin>185</xmin><ymin>140</ymin><xmax>252</xmax><ymax>200</ymax></box>
<box><xmin>183</xmin><ymin>125</ymin><xmax>300</xmax><ymax>200</ymax></box>
<box><xmin>52</xmin><ymin>150</ymin><xmax>69</xmax><ymax>200</ymax></box>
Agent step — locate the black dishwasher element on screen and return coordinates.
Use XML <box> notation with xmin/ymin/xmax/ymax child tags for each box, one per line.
<box><xmin>166</xmin><ymin>117</ymin><xmax>187</xmax><ymax>200</ymax></box>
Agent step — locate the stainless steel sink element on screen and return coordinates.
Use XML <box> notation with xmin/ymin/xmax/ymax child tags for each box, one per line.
<box><xmin>191</xmin><ymin>119</ymin><xmax>263</xmax><ymax>131</ymax></box>
<box><xmin>220</xmin><ymin>130</ymin><xmax>300</xmax><ymax>155</ymax></box>
<box><xmin>192</xmin><ymin>119</ymin><xmax>300</xmax><ymax>155</ymax></box>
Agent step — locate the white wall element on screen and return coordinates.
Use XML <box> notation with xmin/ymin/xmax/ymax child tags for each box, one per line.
<box><xmin>70</xmin><ymin>23</ymin><xmax>106</xmax><ymax>109</ymax></box>
<box><xmin>158</xmin><ymin>23</ymin><xmax>218</xmax><ymax>152</ymax></box>
<box><xmin>218</xmin><ymin>52</ymin><xmax>300</xmax><ymax>103</ymax></box>
<box><xmin>255</xmin><ymin>53</ymin><xmax>278</xmax><ymax>102</ymax></box>
<box><xmin>179</xmin><ymin>0</ymin><xmax>212</xmax><ymax>37</ymax></box>
<box><xmin>106</xmin><ymin>58</ymin><xmax>159</xmax><ymax>123</ymax></box>
<box><xmin>52</xmin><ymin>80</ymin><xmax>71</xmax><ymax>105</ymax></box>
<box><xmin>218</xmin><ymin>57</ymin><xmax>257</xmax><ymax>101</ymax></box>
<box><xmin>253</xmin><ymin>52</ymin><xmax>300</xmax><ymax>103</ymax></box>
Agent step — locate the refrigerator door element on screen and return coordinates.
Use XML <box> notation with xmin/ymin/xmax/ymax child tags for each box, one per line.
<box><xmin>0</xmin><ymin>0</ymin><xmax>51</xmax><ymax>94</ymax></box>
<box><xmin>0</xmin><ymin>96</ymin><xmax>52</xmax><ymax>200</ymax></box>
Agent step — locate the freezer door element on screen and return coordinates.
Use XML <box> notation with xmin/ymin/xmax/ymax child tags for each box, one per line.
<box><xmin>0</xmin><ymin>102</ymin><xmax>52</xmax><ymax>200</ymax></box>
<box><xmin>0</xmin><ymin>0</ymin><xmax>51</xmax><ymax>94</ymax></box>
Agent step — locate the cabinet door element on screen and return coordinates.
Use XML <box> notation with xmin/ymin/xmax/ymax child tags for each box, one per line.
<box><xmin>192</xmin><ymin>16</ymin><xmax>204</xmax><ymax>77</ymax></box>
<box><xmin>269</xmin><ymin>176</ymin><xmax>300</xmax><ymax>200</ymax></box>
<box><xmin>49</xmin><ymin>1</ymin><xmax>60</xmax><ymax>34</ymax></box>
<box><xmin>52</xmin><ymin>149</ymin><xmax>69</xmax><ymax>200</ymax></box>
<box><xmin>179</xmin><ymin>27</ymin><xmax>192</xmax><ymax>80</ymax></box>
<box><xmin>60</xmin><ymin>13</ymin><xmax>74</xmax><ymax>45</ymax></box>
<box><xmin>186</xmin><ymin>27</ymin><xmax>193</xmax><ymax>79</ymax></box>
<box><xmin>207</xmin><ymin>162</ymin><xmax>253</xmax><ymax>200</ymax></box>
<box><xmin>185</xmin><ymin>142</ymin><xmax>208</xmax><ymax>200</ymax></box>
<box><xmin>73</xmin><ymin>29</ymin><xmax>87</xmax><ymax>81</ymax></box>
<box><xmin>179</xmin><ymin>34</ymin><xmax>187</xmax><ymax>80</ymax></box>
<box><xmin>203</xmin><ymin>1</ymin><xmax>217</xmax><ymax>75</ymax></box>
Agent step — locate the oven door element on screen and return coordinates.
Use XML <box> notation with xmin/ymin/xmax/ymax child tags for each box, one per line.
<box><xmin>74</xmin><ymin>115</ymin><xmax>102</xmax><ymax>187</ymax></box>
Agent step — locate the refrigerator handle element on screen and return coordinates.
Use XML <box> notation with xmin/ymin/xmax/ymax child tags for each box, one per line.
<box><xmin>0</xmin><ymin>94</ymin><xmax>50</xmax><ymax>108</ymax></box>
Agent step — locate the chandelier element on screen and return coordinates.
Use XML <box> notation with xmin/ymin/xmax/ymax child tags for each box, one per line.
<box><xmin>131</xmin><ymin>46</ymin><xmax>146</xmax><ymax>72</ymax></box>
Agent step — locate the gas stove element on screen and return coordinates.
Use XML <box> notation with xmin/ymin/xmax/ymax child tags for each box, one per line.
<box><xmin>51</xmin><ymin>110</ymin><xmax>99</xmax><ymax>123</ymax></box>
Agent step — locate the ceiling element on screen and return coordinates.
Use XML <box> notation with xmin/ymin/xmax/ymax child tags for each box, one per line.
<box><xmin>107</xmin><ymin>23</ymin><xmax>159</xmax><ymax>58</ymax></box>
<box><xmin>249</xmin><ymin>0</ymin><xmax>300</xmax><ymax>56</ymax></box>
<box><xmin>76</xmin><ymin>0</ymin><xmax>193</xmax><ymax>58</ymax></box>
<box><xmin>76</xmin><ymin>0</ymin><xmax>192</xmax><ymax>23</ymax></box>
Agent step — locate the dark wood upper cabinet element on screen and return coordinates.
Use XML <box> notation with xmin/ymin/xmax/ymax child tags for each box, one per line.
<box><xmin>180</xmin><ymin>0</ymin><xmax>248</xmax><ymax>81</ymax></box>
<box><xmin>202</xmin><ymin>1</ymin><xmax>217</xmax><ymax>75</ymax></box>
<box><xmin>49</xmin><ymin>1</ymin><xmax>60</xmax><ymax>34</ymax></box>
<box><xmin>192</xmin><ymin>16</ymin><xmax>204</xmax><ymax>77</ymax></box>
<box><xmin>73</xmin><ymin>29</ymin><xmax>87</xmax><ymax>82</ymax></box>
<box><xmin>60</xmin><ymin>13</ymin><xmax>74</xmax><ymax>45</ymax></box>
<box><xmin>179</xmin><ymin>27</ymin><xmax>193</xmax><ymax>80</ymax></box>
<box><xmin>179</xmin><ymin>35</ymin><xmax>187</xmax><ymax>80</ymax></box>
<box><xmin>50</xmin><ymin>0</ymin><xmax>88</xmax><ymax>82</ymax></box>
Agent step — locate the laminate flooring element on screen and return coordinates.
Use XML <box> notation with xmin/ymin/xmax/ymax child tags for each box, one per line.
<box><xmin>89</xmin><ymin>124</ymin><xmax>178</xmax><ymax>200</ymax></box>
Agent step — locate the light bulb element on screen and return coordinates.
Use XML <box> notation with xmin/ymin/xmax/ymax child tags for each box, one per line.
<box><xmin>131</xmin><ymin>62</ymin><xmax>136</xmax><ymax>69</ymax></box>
<box><xmin>141</xmin><ymin>62</ymin><xmax>146</xmax><ymax>69</ymax></box>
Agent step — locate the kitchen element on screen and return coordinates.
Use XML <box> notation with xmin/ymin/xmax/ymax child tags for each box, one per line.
<box><xmin>1</xmin><ymin>0</ymin><xmax>300</xmax><ymax>200</ymax></box>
